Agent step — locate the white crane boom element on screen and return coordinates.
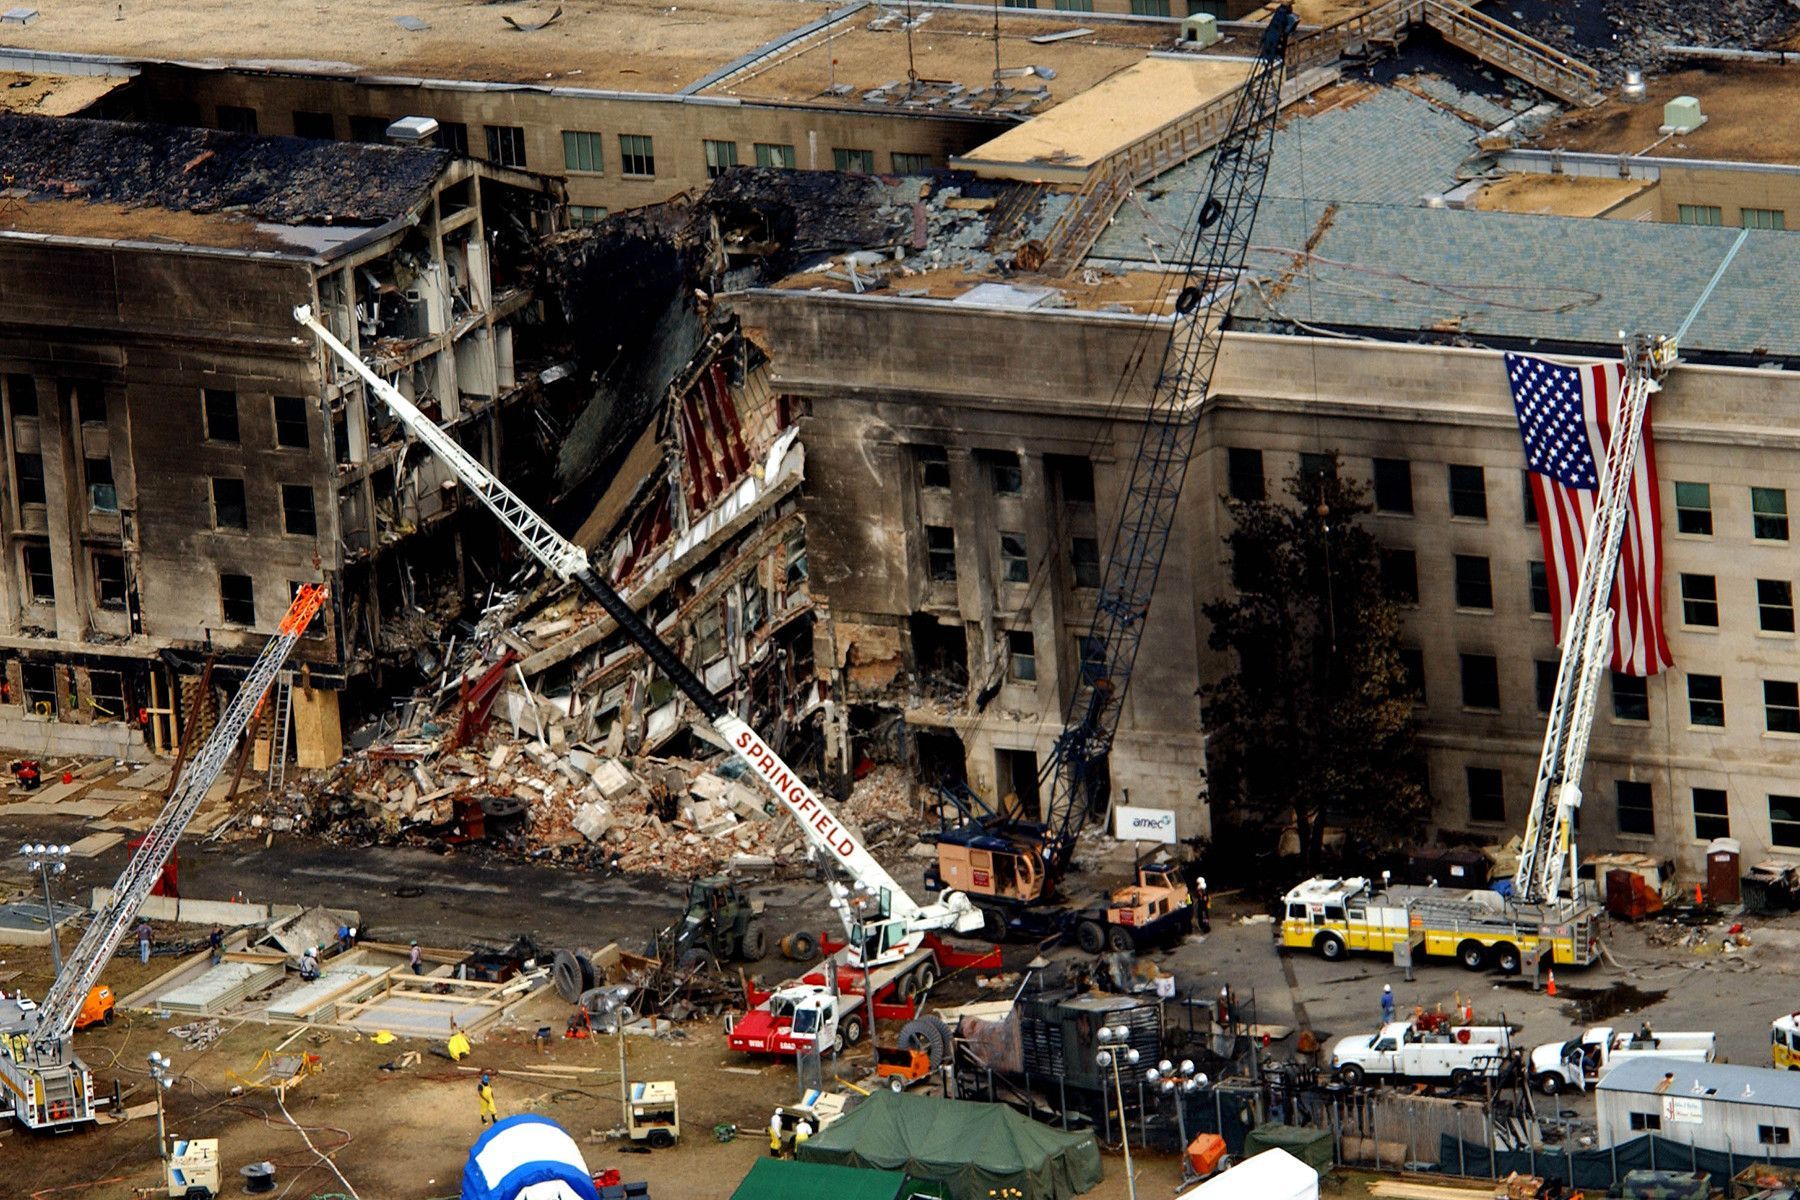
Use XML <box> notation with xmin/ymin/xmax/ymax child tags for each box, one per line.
<box><xmin>294</xmin><ymin>307</ymin><xmax>980</xmax><ymax>956</ymax></box>
<box><xmin>1515</xmin><ymin>335</ymin><xmax>1676</xmax><ymax>904</ymax></box>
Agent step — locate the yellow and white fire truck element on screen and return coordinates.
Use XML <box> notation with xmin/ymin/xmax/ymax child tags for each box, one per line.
<box><xmin>1774</xmin><ymin>1012</ymin><xmax>1800</xmax><ymax>1069</ymax></box>
<box><xmin>1278</xmin><ymin>875</ymin><xmax>1601</xmax><ymax>972</ymax></box>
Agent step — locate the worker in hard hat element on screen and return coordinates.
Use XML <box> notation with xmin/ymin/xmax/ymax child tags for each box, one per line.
<box><xmin>1380</xmin><ymin>983</ymin><xmax>1395</xmax><ymax>1023</ymax></box>
<box><xmin>769</xmin><ymin>1113</ymin><xmax>784</xmax><ymax>1157</ymax></box>
<box><xmin>793</xmin><ymin>1118</ymin><xmax>812</xmax><ymax>1154</ymax></box>
<box><xmin>299</xmin><ymin>946</ymin><xmax>321</xmax><ymax>982</ymax></box>
<box><xmin>478</xmin><ymin>1072</ymin><xmax>498</xmax><ymax>1125</ymax></box>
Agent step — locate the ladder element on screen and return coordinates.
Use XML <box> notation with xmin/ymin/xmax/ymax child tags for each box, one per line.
<box><xmin>265</xmin><ymin>672</ymin><xmax>295</xmax><ymax>795</ymax></box>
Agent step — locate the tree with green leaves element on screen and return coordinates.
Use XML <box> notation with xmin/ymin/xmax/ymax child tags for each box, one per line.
<box><xmin>1201</xmin><ymin>461</ymin><xmax>1429</xmax><ymax>866</ymax></box>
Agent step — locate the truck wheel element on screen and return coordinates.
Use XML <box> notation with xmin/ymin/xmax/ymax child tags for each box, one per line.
<box><xmin>979</xmin><ymin>906</ymin><xmax>1006</xmax><ymax>941</ymax></box>
<box><xmin>1492</xmin><ymin>943</ymin><xmax>1521</xmax><ymax>975</ymax></box>
<box><xmin>185</xmin><ymin>1188</ymin><xmax>214</xmax><ymax>1200</ymax></box>
<box><xmin>1076</xmin><ymin>921</ymin><xmax>1107</xmax><ymax>954</ymax></box>
<box><xmin>1450</xmin><ymin>1068</ymin><xmax>1471</xmax><ymax>1089</ymax></box>
<box><xmin>1106</xmin><ymin>925</ymin><xmax>1135</xmax><ymax>953</ymax></box>
<box><xmin>1457</xmin><ymin>940</ymin><xmax>1488</xmax><ymax>971</ymax></box>
<box><xmin>646</xmin><ymin>1130</ymin><xmax>675</xmax><ymax>1149</ymax></box>
<box><xmin>832</xmin><ymin>1027</ymin><xmax>847</xmax><ymax>1055</ymax></box>
<box><xmin>101</xmin><ymin>1007</ymin><xmax>116</xmax><ymax>1026</ymax></box>
<box><xmin>841</xmin><ymin>1014</ymin><xmax>865</xmax><ymax>1046</ymax></box>
<box><xmin>783</xmin><ymin>930</ymin><xmax>818</xmax><ymax>962</ymax></box>
<box><xmin>1338</xmin><ymin>1063</ymin><xmax>1365</xmax><ymax>1087</ymax></box>
<box><xmin>912</xmin><ymin>960</ymin><xmax>939</xmax><ymax>994</ymax></box>
<box><xmin>741</xmin><ymin>921</ymin><xmax>769</xmax><ymax>962</ymax></box>
<box><xmin>894</xmin><ymin>970</ymin><xmax>918</xmax><ymax>1001</ymax></box>
<box><xmin>552</xmin><ymin>949</ymin><xmax>586</xmax><ymax>1002</ymax></box>
<box><xmin>1314</xmin><ymin>933</ymin><xmax>1346</xmax><ymax>962</ymax></box>
<box><xmin>1537</xmin><ymin>1072</ymin><xmax>1565</xmax><ymax>1096</ymax></box>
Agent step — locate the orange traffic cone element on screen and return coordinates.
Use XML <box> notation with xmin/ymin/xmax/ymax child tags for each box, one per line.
<box><xmin>1695</xmin><ymin>883</ymin><xmax>1704</xmax><ymax>905</ymax></box>
<box><xmin>1546</xmin><ymin>969</ymin><xmax>1557</xmax><ymax>997</ymax></box>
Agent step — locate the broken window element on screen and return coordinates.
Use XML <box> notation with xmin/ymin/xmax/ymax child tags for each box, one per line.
<box><xmin>754</xmin><ymin>142</ymin><xmax>796</xmax><ymax>169</ymax></box>
<box><xmin>5</xmin><ymin>373</ymin><xmax>37</xmax><ymax>417</ymax></box>
<box><xmin>436</xmin><ymin>121</ymin><xmax>469</xmax><ymax>156</ymax></box>
<box><xmin>292</xmin><ymin>110</ymin><xmax>334</xmax><ymax>140</ymax></box>
<box><xmin>93</xmin><ymin>553</ymin><xmax>126</xmax><ymax>611</ymax></box>
<box><xmin>891</xmin><ymin>152</ymin><xmax>933</xmax><ymax>174</ymax></box>
<box><xmin>1399</xmin><ymin>647</ymin><xmax>1425</xmax><ymax>703</ymax></box>
<box><xmin>703</xmin><ymin>139</ymin><xmax>739</xmax><ymax>178</ymax></box>
<box><xmin>695</xmin><ymin>607</ymin><xmax>725</xmax><ymax>664</ymax></box>
<box><xmin>212</xmin><ymin>478</ymin><xmax>247</xmax><ymax>531</ymax></box>
<box><xmin>348</xmin><ymin>115</ymin><xmax>390</xmax><ymax>143</ymax></box>
<box><xmin>1522</xmin><ymin>470</ymin><xmax>1538</xmax><ymax>525</ymax></box>
<box><xmin>67</xmin><ymin>381</ymin><xmax>106</xmax><ymax>425</ymax></box>
<box><xmin>203</xmin><ymin>388</ymin><xmax>239</xmax><ymax>443</ymax></box>
<box><xmin>569</xmin><ymin>206</ymin><xmax>609</xmax><ymax>228</ymax></box>
<box><xmin>1298</xmin><ymin>452</ymin><xmax>1336</xmax><ymax>489</ymax></box>
<box><xmin>926</xmin><ymin>526</ymin><xmax>956</xmax><ymax>581</ymax></box>
<box><xmin>917</xmin><ymin>445</ymin><xmax>950</xmax><ymax>490</ymax></box>
<box><xmin>219</xmin><ymin>573</ymin><xmax>256</xmax><ymax>626</ymax></box>
<box><xmin>1007</xmin><ymin>630</ymin><xmax>1037</xmax><ymax>682</ymax></box>
<box><xmin>1692</xmin><ymin>788</ymin><xmax>1729</xmax><ymax>839</ymax></box>
<box><xmin>1379</xmin><ymin>548</ymin><xmax>1417</xmax><ymax>605</ymax></box>
<box><xmin>85</xmin><ymin>457</ymin><xmax>116</xmax><ymax>513</ymax></box>
<box><xmin>217</xmin><ymin>104</ymin><xmax>258</xmax><ymax>134</ymax></box>
<box><xmin>619</xmin><ymin>134</ymin><xmax>655</xmax><ymax>177</ymax></box>
<box><xmin>563</xmin><ymin>130</ymin><xmax>605</xmax><ymax>173</ymax></box>
<box><xmin>1536</xmin><ymin>659</ymin><xmax>1557</xmax><ymax>714</ymax></box>
<box><xmin>14</xmin><ymin>451</ymin><xmax>44</xmax><ymax>505</ymax></box>
<box><xmin>998</xmin><ymin>533</ymin><xmax>1028</xmax><ymax>584</ymax></box>
<box><xmin>1049</xmin><ymin>454</ymin><xmax>1094</xmax><ymax>504</ymax></box>
<box><xmin>989</xmin><ymin>452</ymin><xmax>1022</xmax><ymax>495</ymax></box>
<box><xmin>87</xmin><ymin>669</ymin><xmax>125</xmax><ymax>721</ymax></box>
<box><xmin>1076</xmin><ymin>634</ymin><xmax>1105</xmax><ymax>686</ymax></box>
<box><xmin>833</xmin><ymin>148</ymin><xmax>875</xmax><ymax>174</ymax></box>
<box><xmin>274</xmin><ymin>395</ymin><xmax>309</xmax><ymax>449</ymax></box>
<box><xmin>1070</xmin><ymin>537</ymin><xmax>1100</xmax><ymax>589</ymax></box>
<box><xmin>1372</xmin><ymin>457</ymin><xmax>1412</xmax><ymax>513</ymax></box>
<box><xmin>288</xmin><ymin>582</ymin><xmax>327</xmax><ymax>638</ymax></box>
<box><xmin>282</xmin><ymin>484</ymin><xmax>318</xmax><ymax>537</ymax></box>
<box><xmin>485</xmin><ymin>125</ymin><xmax>528</xmax><ymax>168</ymax></box>
<box><xmin>1226</xmin><ymin>447</ymin><xmax>1263</xmax><ymax>502</ymax></box>
<box><xmin>21</xmin><ymin>661</ymin><xmax>55</xmax><ymax>715</ymax></box>
<box><xmin>22</xmin><ymin>543</ymin><xmax>53</xmax><ymax>603</ymax></box>
<box><xmin>1460</xmin><ymin>653</ymin><xmax>1499</xmax><ymax>710</ymax></box>
<box><xmin>1466</xmin><ymin>766</ymin><xmax>1504</xmax><ymax>824</ymax></box>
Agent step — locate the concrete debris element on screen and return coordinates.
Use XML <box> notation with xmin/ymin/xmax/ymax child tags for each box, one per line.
<box><xmin>1499</xmin><ymin>0</ymin><xmax>1799</xmax><ymax>78</ymax></box>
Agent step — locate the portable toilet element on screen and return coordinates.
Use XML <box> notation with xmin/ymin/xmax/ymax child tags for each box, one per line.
<box><xmin>1705</xmin><ymin>837</ymin><xmax>1741</xmax><ymax>905</ymax></box>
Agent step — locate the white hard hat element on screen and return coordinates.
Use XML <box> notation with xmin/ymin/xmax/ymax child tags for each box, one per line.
<box><xmin>1383</xmin><ymin>984</ymin><xmax>1392</xmax><ymax>992</ymax></box>
<box><xmin>1220</xmin><ymin>986</ymin><xmax>1228</xmax><ymax>995</ymax></box>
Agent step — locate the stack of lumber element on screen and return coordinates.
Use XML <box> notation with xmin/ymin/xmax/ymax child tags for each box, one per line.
<box><xmin>159</xmin><ymin>961</ymin><xmax>286</xmax><ymax>1015</ymax></box>
<box><xmin>264</xmin><ymin>964</ymin><xmax>392</xmax><ymax>1023</ymax></box>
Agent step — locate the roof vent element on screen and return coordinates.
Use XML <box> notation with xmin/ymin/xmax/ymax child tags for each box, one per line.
<box><xmin>386</xmin><ymin>116</ymin><xmax>441</xmax><ymax>146</ymax></box>
<box><xmin>1180</xmin><ymin>14</ymin><xmax>1219</xmax><ymax>48</ymax></box>
<box><xmin>1622</xmin><ymin>68</ymin><xmax>1646</xmax><ymax>102</ymax></box>
<box><xmin>1660</xmin><ymin>95</ymin><xmax>1705</xmax><ymax>135</ymax></box>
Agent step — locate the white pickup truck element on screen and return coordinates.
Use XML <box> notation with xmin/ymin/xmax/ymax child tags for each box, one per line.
<box><xmin>1529</xmin><ymin>1026</ymin><xmax>1717</xmax><ymax>1094</ymax></box>
<box><xmin>1331</xmin><ymin>1020</ymin><xmax>1514</xmax><ymax>1086</ymax></box>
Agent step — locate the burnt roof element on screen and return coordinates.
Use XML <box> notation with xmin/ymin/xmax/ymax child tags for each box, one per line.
<box><xmin>0</xmin><ymin>114</ymin><xmax>450</xmax><ymax>226</ymax></box>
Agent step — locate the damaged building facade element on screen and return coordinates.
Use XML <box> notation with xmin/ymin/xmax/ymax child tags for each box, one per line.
<box><xmin>0</xmin><ymin>113</ymin><xmax>559</xmax><ymax>761</ymax></box>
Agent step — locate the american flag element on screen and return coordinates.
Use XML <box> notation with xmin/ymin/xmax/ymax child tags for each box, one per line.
<box><xmin>1505</xmin><ymin>351</ymin><xmax>1672</xmax><ymax>677</ymax></box>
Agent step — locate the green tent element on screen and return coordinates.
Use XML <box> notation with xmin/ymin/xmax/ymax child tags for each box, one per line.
<box><xmin>796</xmin><ymin>1091</ymin><xmax>1103</xmax><ymax>1200</ymax></box>
<box><xmin>1242</xmin><ymin>1125</ymin><xmax>1333</xmax><ymax>1176</ymax></box>
<box><xmin>732</xmin><ymin>1157</ymin><xmax>910</xmax><ymax>1200</ymax></box>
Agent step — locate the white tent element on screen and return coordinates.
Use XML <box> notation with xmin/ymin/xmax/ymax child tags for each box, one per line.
<box><xmin>1177</xmin><ymin>1148</ymin><xmax>1318</xmax><ymax>1200</ymax></box>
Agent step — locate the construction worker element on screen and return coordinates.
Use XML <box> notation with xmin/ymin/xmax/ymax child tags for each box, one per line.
<box><xmin>137</xmin><ymin>918</ymin><xmax>153</xmax><ymax>965</ymax></box>
<box><xmin>769</xmin><ymin>1113</ymin><xmax>784</xmax><ymax>1157</ymax></box>
<box><xmin>478</xmin><ymin>1072</ymin><xmax>498</xmax><ymax>1125</ymax></box>
<box><xmin>337</xmin><ymin>923</ymin><xmax>353</xmax><ymax>954</ymax></box>
<box><xmin>208</xmin><ymin>926</ymin><xmax>224</xmax><ymax>966</ymax></box>
<box><xmin>409</xmin><ymin>940</ymin><xmax>423</xmax><ymax>975</ymax></box>
<box><xmin>1380</xmin><ymin>984</ymin><xmax>1395</xmax><ymax>1023</ymax></box>
<box><xmin>793</xmin><ymin>1118</ymin><xmax>812</xmax><ymax>1153</ymax></box>
<box><xmin>299</xmin><ymin>947</ymin><xmax>321</xmax><ymax>982</ymax></box>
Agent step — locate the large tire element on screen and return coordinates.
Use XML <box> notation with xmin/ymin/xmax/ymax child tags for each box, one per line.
<box><xmin>1315</xmin><ymin>933</ymin><xmax>1346</xmax><ymax>962</ymax></box>
<box><xmin>1537</xmin><ymin>1072</ymin><xmax>1565</xmax><ymax>1096</ymax></box>
<box><xmin>1076</xmin><ymin>921</ymin><xmax>1107</xmax><ymax>954</ymax></box>
<box><xmin>783</xmin><ymin>930</ymin><xmax>819</xmax><ymax>962</ymax></box>
<box><xmin>576</xmin><ymin>952</ymin><xmax>598</xmax><ymax>992</ymax></box>
<box><xmin>841</xmin><ymin>1013</ymin><xmax>865</xmax><ymax>1046</ymax></box>
<box><xmin>912</xmin><ymin>959</ymin><xmax>939</xmax><ymax>995</ymax></box>
<box><xmin>1493</xmin><ymin>943</ymin><xmax>1521</xmax><ymax>975</ymax></box>
<box><xmin>1457</xmin><ymin>940</ymin><xmax>1488</xmax><ymax>971</ymax></box>
<box><xmin>979</xmin><ymin>906</ymin><xmax>1006</xmax><ymax>941</ymax></box>
<box><xmin>898</xmin><ymin>1016</ymin><xmax>951</xmax><ymax>1069</ymax></box>
<box><xmin>1450</xmin><ymin>1068</ymin><xmax>1471</xmax><ymax>1089</ymax></box>
<box><xmin>1339</xmin><ymin>1063</ymin><xmax>1366</xmax><ymax>1087</ymax></box>
<box><xmin>645</xmin><ymin>1129</ymin><xmax>675</xmax><ymax>1149</ymax></box>
<box><xmin>741</xmin><ymin>921</ymin><xmax>769</xmax><ymax>962</ymax></box>
<box><xmin>1106</xmin><ymin>924</ymin><xmax>1135</xmax><ymax>953</ymax></box>
<box><xmin>552</xmin><ymin>949</ymin><xmax>586</xmax><ymax>1003</ymax></box>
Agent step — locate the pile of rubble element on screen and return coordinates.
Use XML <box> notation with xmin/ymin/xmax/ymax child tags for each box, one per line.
<box><xmin>1500</xmin><ymin>0</ymin><xmax>1800</xmax><ymax>77</ymax></box>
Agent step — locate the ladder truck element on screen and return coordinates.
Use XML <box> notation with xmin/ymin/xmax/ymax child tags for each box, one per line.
<box><xmin>0</xmin><ymin>585</ymin><xmax>328</xmax><ymax>1131</ymax></box>
<box><xmin>925</xmin><ymin>5</ymin><xmax>1300</xmax><ymax>943</ymax></box>
<box><xmin>294</xmin><ymin>311</ymin><xmax>984</xmax><ymax>967</ymax></box>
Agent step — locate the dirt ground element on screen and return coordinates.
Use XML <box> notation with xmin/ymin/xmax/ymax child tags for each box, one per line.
<box><xmin>1538</xmin><ymin>65</ymin><xmax>1800</xmax><ymax>164</ymax></box>
<box><xmin>1467</xmin><ymin>173</ymin><xmax>1653</xmax><ymax>217</ymax></box>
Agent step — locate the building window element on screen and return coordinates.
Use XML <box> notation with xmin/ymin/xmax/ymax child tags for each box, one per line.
<box><xmin>202</xmin><ymin>387</ymin><xmax>239</xmax><ymax>443</ymax></box>
<box><xmin>14</xmin><ymin>451</ymin><xmax>44</xmax><ymax>505</ymax></box>
<box><xmin>93</xmin><ymin>552</ymin><xmax>126</xmax><ymax>611</ymax></box>
<box><xmin>1528</xmin><ymin>560</ymin><xmax>1551</xmax><ymax>615</ymax></box>
<box><xmin>1612</xmin><ymin>671</ymin><xmax>1649</xmax><ymax>722</ymax></box>
<box><xmin>292</xmin><ymin>110</ymin><xmax>334</xmax><ymax>139</ymax></box>
<box><xmin>1130</xmin><ymin>0</ymin><xmax>1170</xmax><ymax>12</ymax></box>
<box><xmin>1071</xmin><ymin>537</ymin><xmax>1101</xmax><ymax>589</ymax></box>
<box><xmin>999</xmin><ymin>533</ymin><xmax>1029</xmax><ymax>583</ymax></box>
<box><xmin>619</xmin><ymin>134</ymin><xmax>656</xmax><ymax>177</ymax></box>
<box><xmin>1453</xmin><ymin>554</ymin><xmax>1492</xmax><ymax>610</ymax></box>
<box><xmin>85</xmin><ymin>457</ymin><xmax>116</xmax><ymax>513</ymax></box>
<box><xmin>1743</xmin><ymin>208</ymin><xmax>1786</xmax><ymax>230</ymax></box>
<box><xmin>891</xmin><ymin>152</ymin><xmax>933</xmax><ymax>174</ymax></box>
<box><xmin>288</xmin><ymin>581</ymin><xmax>327</xmax><ymax>638</ymax></box>
<box><xmin>87</xmin><ymin>668</ymin><xmax>125</xmax><ymax>721</ymax></box>
<box><xmin>1522</xmin><ymin>470</ymin><xmax>1538</xmax><ymax>525</ymax></box>
<box><xmin>1054</xmin><ymin>0</ymin><xmax>1095</xmax><ymax>10</ymax></box>
<box><xmin>282</xmin><ymin>484</ymin><xmax>318</xmax><ymax>537</ymax></box>
<box><xmin>69</xmin><ymin>381</ymin><xmax>106</xmax><ymax>425</ymax></box>
<box><xmin>1076</xmin><ymin>634</ymin><xmax>1105</xmax><ymax>685</ymax></box>
<box><xmin>1758</xmin><ymin>1125</ymin><xmax>1793</xmax><ymax>1147</ymax></box>
<box><xmin>219</xmin><ymin>573</ymin><xmax>255</xmax><ymax>626</ymax></box>
<box><xmin>1466</xmin><ymin>766</ymin><xmax>1504</xmax><ymax>824</ymax></box>
<box><xmin>1003</xmin><ymin>0</ymin><xmax>1035</xmax><ymax>6</ymax></box>
<box><xmin>1448</xmin><ymin>463</ymin><xmax>1488</xmax><ymax>519</ymax></box>
<box><xmin>1760</xmin><ymin>578</ymin><xmax>1796</xmax><ymax>633</ymax></box>
<box><xmin>1617</xmin><ymin>780</ymin><xmax>1654</xmax><ymax>835</ymax></box>
<box><xmin>703</xmin><ymin>139</ymin><xmax>739</xmax><ymax>178</ymax></box>
<box><xmin>990</xmin><ymin>453</ymin><xmax>1023</xmax><ymax>495</ymax></box>
<box><xmin>211</xmin><ymin>477</ymin><xmax>247</xmax><ymax>531</ymax></box>
<box><xmin>563</xmin><ymin>130</ymin><xmax>605</xmax><ymax>173</ymax></box>
<box><xmin>1051</xmin><ymin>456</ymin><xmax>1094</xmax><ymax>504</ymax></box>
<box><xmin>1688</xmin><ymin>674</ymin><xmax>1725</xmax><ymax>727</ymax></box>
<box><xmin>1379</xmin><ymin>548</ymin><xmax>1418</xmax><ymax>604</ymax></box>
<box><xmin>217</xmin><ymin>104</ymin><xmax>258</xmax><ymax>134</ymax></box>
<box><xmin>347</xmin><ymin>115</ymin><xmax>390</xmax><ymax>143</ymax></box>
<box><xmin>22</xmin><ymin>543</ymin><xmax>53</xmax><ymax>602</ymax></box>
<box><xmin>1753</xmin><ymin>486</ymin><xmax>1789</xmax><ymax>541</ymax></box>
<box><xmin>1372</xmin><ymin>458</ymin><xmax>1412</xmax><ymax>514</ymax></box>
<box><xmin>754</xmin><ymin>142</ymin><xmax>797</xmax><ymax>169</ymax></box>
<box><xmin>484</xmin><ymin>125</ymin><xmax>528</xmax><ymax>168</ymax></box>
<box><xmin>1628</xmin><ymin>1112</ymin><xmax>1663</xmax><ymax>1132</ymax></box>
<box><xmin>437</xmin><ymin>122</ymin><xmax>469</xmax><ymax>156</ymax></box>
<box><xmin>1536</xmin><ymin>659</ymin><xmax>1558</xmax><ymax>714</ymax></box>
<box><xmin>1398</xmin><ymin>648</ymin><xmax>1425</xmax><ymax>703</ymax></box>
<box><xmin>1297</xmin><ymin>452</ymin><xmax>1336</xmax><ymax>489</ymax></box>
<box><xmin>1772</xmin><ymin>794</ymin><xmax>1800</xmax><ymax>848</ymax></box>
<box><xmin>5</xmin><ymin>372</ymin><xmax>37</xmax><ymax>416</ymax></box>
<box><xmin>1765</xmin><ymin>679</ymin><xmax>1800</xmax><ymax>734</ymax></box>
<box><xmin>1007</xmin><ymin>630</ymin><xmax>1037</xmax><ymax>682</ymax></box>
<box><xmin>1226</xmin><ymin>448</ymin><xmax>1264</xmax><ymax>501</ymax></box>
<box><xmin>926</xmin><ymin>525</ymin><xmax>957</xmax><ymax>581</ymax></box>
<box><xmin>569</xmin><ymin>206</ymin><xmax>609</xmax><ymax>228</ymax></box>
<box><xmin>833</xmin><ymin>147</ymin><xmax>875</xmax><ymax>174</ymax></box>
<box><xmin>918</xmin><ymin>445</ymin><xmax>950</xmax><ymax>490</ymax></box>
<box><xmin>1673</xmin><ymin>481</ymin><xmax>1712</xmax><ymax>535</ymax></box>
<box><xmin>273</xmin><ymin>395</ymin><xmax>309</xmax><ymax>449</ymax></box>
<box><xmin>1460</xmin><ymin>653</ymin><xmax>1499</xmax><ymax>710</ymax></box>
<box><xmin>1680</xmin><ymin>573</ymin><xmax>1718</xmax><ymax>627</ymax></box>
<box><xmin>1677</xmin><ymin>204</ymin><xmax>1723</xmax><ymax>226</ymax></box>
<box><xmin>20</xmin><ymin>661</ymin><xmax>55</xmax><ymax>713</ymax></box>
<box><xmin>1692</xmin><ymin>787</ymin><xmax>1729</xmax><ymax>840</ymax></box>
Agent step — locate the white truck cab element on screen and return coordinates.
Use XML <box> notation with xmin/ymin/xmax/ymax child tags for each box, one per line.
<box><xmin>1332</xmin><ymin>1020</ymin><xmax>1512</xmax><ymax>1086</ymax></box>
<box><xmin>783</xmin><ymin>986</ymin><xmax>843</xmax><ymax>1052</ymax></box>
<box><xmin>1530</xmin><ymin>1025</ymin><xmax>1717</xmax><ymax>1094</ymax></box>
